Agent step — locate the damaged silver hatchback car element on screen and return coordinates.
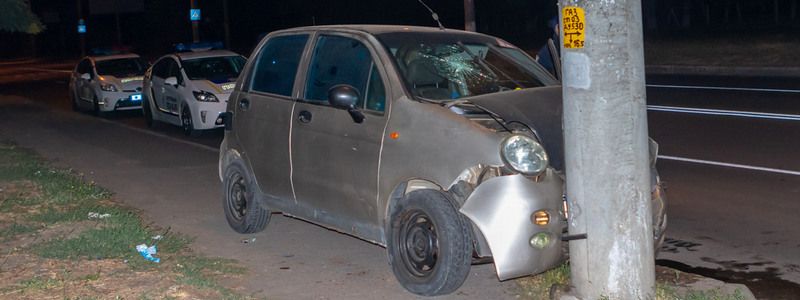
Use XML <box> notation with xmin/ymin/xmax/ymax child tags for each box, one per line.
<box><xmin>219</xmin><ymin>25</ymin><xmax>667</xmax><ymax>296</ymax></box>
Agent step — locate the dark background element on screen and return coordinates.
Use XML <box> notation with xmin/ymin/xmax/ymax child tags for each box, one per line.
<box><xmin>3</xmin><ymin>0</ymin><xmax>800</xmax><ymax>59</ymax></box>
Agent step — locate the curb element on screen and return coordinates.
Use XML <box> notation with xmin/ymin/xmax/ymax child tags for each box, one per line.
<box><xmin>646</xmin><ymin>65</ymin><xmax>800</xmax><ymax>77</ymax></box>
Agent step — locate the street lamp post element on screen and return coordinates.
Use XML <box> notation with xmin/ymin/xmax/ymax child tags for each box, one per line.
<box><xmin>191</xmin><ymin>0</ymin><xmax>200</xmax><ymax>43</ymax></box>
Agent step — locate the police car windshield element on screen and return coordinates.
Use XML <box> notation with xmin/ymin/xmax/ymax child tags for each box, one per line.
<box><xmin>182</xmin><ymin>56</ymin><xmax>245</xmax><ymax>83</ymax></box>
<box><xmin>95</xmin><ymin>58</ymin><xmax>147</xmax><ymax>77</ymax></box>
<box><xmin>377</xmin><ymin>32</ymin><xmax>554</xmax><ymax>101</ymax></box>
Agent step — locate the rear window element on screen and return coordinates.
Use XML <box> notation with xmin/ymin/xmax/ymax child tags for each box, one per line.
<box><xmin>250</xmin><ymin>34</ymin><xmax>309</xmax><ymax>97</ymax></box>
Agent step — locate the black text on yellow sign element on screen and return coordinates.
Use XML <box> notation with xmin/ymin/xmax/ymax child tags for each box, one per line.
<box><xmin>562</xmin><ymin>6</ymin><xmax>585</xmax><ymax>49</ymax></box>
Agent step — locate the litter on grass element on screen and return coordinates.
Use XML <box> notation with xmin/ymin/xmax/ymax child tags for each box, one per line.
<box><xmin>88</xmin><ymin>212</ymin><xmax>111</xmax><ymax>219</ymax></box>
<box><xmin>135</xmin><ymin>244</ymin><xmax>160</xmax><ymax>263</ymax></box>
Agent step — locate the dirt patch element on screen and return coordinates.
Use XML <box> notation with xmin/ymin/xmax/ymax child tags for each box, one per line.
<box><xmin>0</xmin><ymin>253</ymin><xmax>222</xmax><ymax>299</ymax></box>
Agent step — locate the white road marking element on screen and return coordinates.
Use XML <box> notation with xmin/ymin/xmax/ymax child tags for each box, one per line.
<box><xmin>647</xmin><ymin>84</ymin><xmax>800</xmax><ymax>94</ymax></box>
<box><xmin>647</xmin><ymin>105</ymin><xmax>800</xmax><ymax>121</ymax></box>
<box><xmin>659</xmin><ymin>155</ymin><xmax>800</xmax><ymax>176</ymax></box>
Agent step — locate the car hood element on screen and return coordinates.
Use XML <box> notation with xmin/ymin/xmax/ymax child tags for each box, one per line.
<box><xmin>468</xmin><ymin>86</ymin><xmax>565</xmax><ymax>171</ymax></box>
<box><xmin>191</xmin><ymin>79</ymin><xmax>237</xmax><ymax>95</ymax></box>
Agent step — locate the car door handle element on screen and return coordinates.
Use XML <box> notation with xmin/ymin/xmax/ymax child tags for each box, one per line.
<box><xmin>239</xmin><ymin>99</ymin><xmax>250</xmax><ymax>110</ymax></box>
<box><xmin>297</xmin><ymin>110</ymin><xmax>312</xmax><ymax>123</ymax></box>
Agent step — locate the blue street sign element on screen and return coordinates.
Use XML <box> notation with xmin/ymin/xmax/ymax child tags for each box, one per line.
<box><xmin>190</xmin><ymin>9</ymin><xmax>201</xmax><ymax>21</ymax></box>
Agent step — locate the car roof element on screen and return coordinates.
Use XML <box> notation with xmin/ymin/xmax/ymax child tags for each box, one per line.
<box><xmin>91</xmin><ymin>53</ymin><xmax>141</xmax><ymax>62</ymax></box>
<box><xmin>272</xmin><ymin>24</ymin><xmax>490</xmax><ymax>37</ymax></box>
<box><xmin>175</xmin><ymin>49</ymin><xmax>241</xmax><ymax>60</ymax></box>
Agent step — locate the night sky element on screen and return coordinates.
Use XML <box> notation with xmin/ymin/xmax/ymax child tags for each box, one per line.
<box><xmin>6</xmin><ymin>0</ymin><xmax>798</xmax><ymax>59</ymax></box>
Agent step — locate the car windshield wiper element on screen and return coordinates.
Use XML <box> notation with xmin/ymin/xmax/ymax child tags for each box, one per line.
<box><xmin>454</xmin><ymin>42</ymin><xmax>524</xmax><ymax>90</ymax></box>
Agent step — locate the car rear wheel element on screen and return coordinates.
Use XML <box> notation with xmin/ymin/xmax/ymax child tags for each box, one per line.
<box><xmin>223</xmin><ymin>159</ymin><xmax>270</xmax><ymax>234</ymax></box>
<box><xmin>181</xmin><ymin>105</ymin><xmax>201</xmax><ymax>137</ymax></box>
<box><xmin>387</xmin><ymin>190</ymin><xmax>472</xmax><ymax>296</ymax></box>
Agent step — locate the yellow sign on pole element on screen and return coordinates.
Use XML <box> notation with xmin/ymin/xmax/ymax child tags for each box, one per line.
<box><xmin>562</xmin><ymin>6</ymin><xmax>585</xmax><ymax>49</ymax></box>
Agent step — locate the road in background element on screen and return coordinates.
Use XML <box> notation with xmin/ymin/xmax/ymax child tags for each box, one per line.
<box><xmin>2</xmin><ymin>70</ymin><xmax>799</xmax><ymax>298</ymax></box>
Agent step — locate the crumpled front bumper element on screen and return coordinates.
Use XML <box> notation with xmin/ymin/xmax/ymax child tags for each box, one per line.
<box><xmin>459</xmin><ymin>172</ymin><xmax>565</xmax><ymax>280</ymax></box>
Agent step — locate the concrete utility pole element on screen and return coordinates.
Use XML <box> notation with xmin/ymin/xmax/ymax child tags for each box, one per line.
<box><xmin>558</xmin><ymin>0</ymin><xmax>655</xmax><ymax>299</ymax></box>
<box><xmin>464</xmin><ymin>0</ymin><xmax>476</xmax><ymax>31</ymax></box>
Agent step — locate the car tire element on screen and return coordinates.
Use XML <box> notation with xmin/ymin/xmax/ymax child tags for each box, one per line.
<box><xmin>92</xmin><ymin>96</ymin><xmax>106</xmax><ymax>118</ymax></box>
<box><xmin>71</xmin><ymin>90</ymin><xmax>79</xmax><ymax>111</ymax></box>
<box><xmin>223</xmin><ymin>159</ymin><xmax>271</xmax><ymax>234</ymax></box>
<box><xmin>143</xmin><ymin>92</ymin><xmax>157</xmax><ymax>129</ymax></box>
<box><xmin>181</xmin><ymin>105</ymin><xmax>201</xmax><ymax>137</ymax></box>
<box><xmin>387</xmin><ymin>190</ymin><xmax>472</xmax><ymax>296</ymax></box>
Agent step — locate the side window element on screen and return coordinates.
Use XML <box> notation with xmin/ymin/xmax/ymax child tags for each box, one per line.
<box><xmin>304</xmin><ymin>35</ymin><xmax>374</xmax><ymax>105</ymax></box>
<box><xmin>362</xmin><ymin>65</ymin><xmax>386</xmax><ymax>112</ymax></box>
<box><xmin>251</xmin><ymin>34</ymin><xmax>309</xmax><ymax>96</ymax></box>
<box><xmin>152</xmin><ymin>59</ymin><xmax>169</xmax><ymax>79</ymax></box>
<box><xmin>167</xmin><ymin>60</ymin><xmax>184</xmax><ymax>85</ymax></box>
<box><xmin>77</xmin><ymin>60</ymin><xmax>92</xmax><ymax>77</ymax></box>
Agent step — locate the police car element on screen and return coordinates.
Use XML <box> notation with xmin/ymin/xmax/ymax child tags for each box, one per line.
<box><xmin>142</xmin><ymin>46</ymin><xmax>246</xmax><ymax>136</ymax></box>
<box><xmin>69</xmin><ymin>53</ymin><xmax>146</xmax><ymax>115</ymax></box>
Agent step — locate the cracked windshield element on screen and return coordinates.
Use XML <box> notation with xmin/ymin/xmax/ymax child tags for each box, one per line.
<box><xmin>379</xmin><ymin>33</ymin><xmax>549</xmax><ymax>100</ymax></box>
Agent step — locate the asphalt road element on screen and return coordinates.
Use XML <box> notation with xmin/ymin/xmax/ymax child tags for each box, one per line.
<box><xmin>1</xmin><ymin>68</ymin><xmax>799</xmax><ymax>298</ymax></box>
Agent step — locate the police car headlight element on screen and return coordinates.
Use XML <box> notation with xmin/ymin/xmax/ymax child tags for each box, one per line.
<box><xmin>500</xmin><ymin>134</ymin><xmax>549</xmax><ymax>176</ymax></box>
<box><xmin>193</xmin><ymin>90</ymin><xmax>219</xmax><ymax>102</ymax></box>
<box><xmin>100</xmin><ymin>83</ymin><xmax>118</xmax><ymax>92</ymax></box>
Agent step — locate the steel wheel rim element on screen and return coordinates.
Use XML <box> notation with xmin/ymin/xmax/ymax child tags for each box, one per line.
<box><xmin>398</xmin><ymin>209</ymin><xmax>439</xmax><ymax>277</ymax></box>
<box><xmin>227</xmin><ymin>173</ymin><xmax>248</xmax><ymax>221</ymax></box>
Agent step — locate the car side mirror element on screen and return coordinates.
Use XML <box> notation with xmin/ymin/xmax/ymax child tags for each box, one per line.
<box><xmin>328</xmin><ymin>84</ymin><xmax>364</xmax><ymax>124</ymax></box>
<box><xmin>164</xmin><ymin>76</ymin><xmax>178</xmax><ymax>87</ymax></box>
<box><xmin>80</xmin><ymin>73</ymin><xmax>91</xmax><ymax>80</ymax></box>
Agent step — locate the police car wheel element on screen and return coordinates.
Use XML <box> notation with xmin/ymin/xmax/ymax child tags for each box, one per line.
<box><xmin>181</xmin><ymin>105</ymin><xmax>201</xmax><ymax>137</ymax></box>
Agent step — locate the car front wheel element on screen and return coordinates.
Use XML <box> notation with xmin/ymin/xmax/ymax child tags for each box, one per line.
<box><xmin>181</xmin><ymin>105</ymin><xmax>201</xmax><ymax>137</ymax></box>
<box><xmin>143</xmin><ymin>89</ymin><xmax>157</xmax><ymax>128</ymax></box>
<box><xmin>223</xmin><ymin>159</ymin><xmax>271</xmax><ymax>234</ymax></box>
<box><xmin>387</xmin><ymin>190</ymin><xmax>472</xmax><ymax>296</ymax></box>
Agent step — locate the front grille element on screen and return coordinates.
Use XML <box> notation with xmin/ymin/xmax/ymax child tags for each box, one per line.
<box><xmin>115</xmin><ymin>99</ymin><xmax>142</xmax><ymax>108</ymax></box>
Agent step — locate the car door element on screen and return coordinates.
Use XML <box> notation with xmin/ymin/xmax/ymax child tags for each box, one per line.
<box><xmin>162</xmin><ymin>58</ymin><xmax>184</xmax><ymax>115</ymax></box>
<box><xmin>233</xmin><ymin>33</ymin><xmax>310</xmax><ymax>205</ymax></box>
<box><xmin>291</xmin><ymin>33</ymin><xmax>390</xmax><ymax>238</ymax></box>
<box><xmin>76</xmin><ymin>59</ymin><xmax>94</xmax><ymax>103</ymax></box>
<box><xmin>149</xmin><ymin>58</ymin><xmax>170</xmax><ymax>114</ymax></box>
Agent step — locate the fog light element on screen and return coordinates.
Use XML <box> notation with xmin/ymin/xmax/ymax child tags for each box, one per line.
<box><xmin>532</xmin><ymin>210</ymin><xmax>550</xmax><ymax>226</ymax></box>
<box><xmin>201</xmin><ymin>110</ymin><xmax>207</xmax><ymax>123</ymax></box>
<box><xmin>530</xmin><ymin>232</ymin><xmax>552</xmax><ymax>249</ymax></box>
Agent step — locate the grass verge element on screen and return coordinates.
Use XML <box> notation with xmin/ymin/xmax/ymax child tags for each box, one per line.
<box><xmin>0</xmin><ymin>142</ymin><xmax>256</xmax><ymax>299</ymax></box>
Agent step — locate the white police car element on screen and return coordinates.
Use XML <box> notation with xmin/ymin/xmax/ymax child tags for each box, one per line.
<box><xmin>142</xmin><ymin>48</ymin><xmax>245</xmax><ymax>136</ymax></box>
<box><xmin>69</xmin><ymin>53</ymin><xmax>146</xmax><ymax>115</ymax></box>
